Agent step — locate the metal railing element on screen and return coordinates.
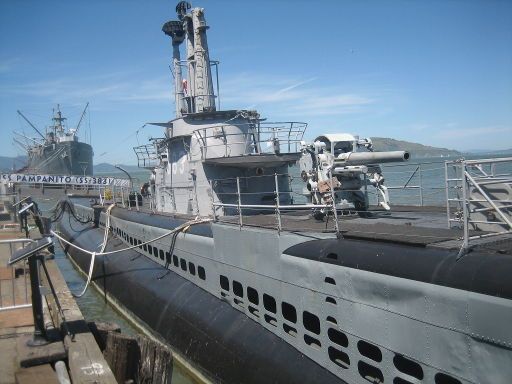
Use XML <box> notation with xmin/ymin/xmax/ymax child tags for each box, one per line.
<box><xmin>193</xmin><ymin>122</ymin><xmax>307</xmax><ymax>160</ymax></box>
<box><xmin>133</xmin><ymin>138</ymin><xmax>167</xmax><ymax>168</ymax></box>
<box><xmin>210</xmin><ymin>162</ymin><xmax>450</xmax><ymax>234</ymax></box>
<box><xmin>211</xmin><ymin>173</ymin><xmax>340</xmax><ymax>234</ymax></box>
<box><xmin>0</xmin><ymin>238</ymin><xmax>33</xmax><ymax>311</ymax></box>
<box><xmin>445</xmin><ymin>157</ymin><xmax>512</xmax><ymax>254</ymax></box>
<box><xmin>378</xmin><ymin>161</ymin><xmax>448</xmax><ymax>207</ymax></box>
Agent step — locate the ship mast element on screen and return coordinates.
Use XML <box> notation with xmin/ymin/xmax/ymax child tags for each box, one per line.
<box><xmin>162</xmin><ymin>17</ymin><xmax>186</xmax><ymax>117</ymax></box>
<box><xmin>52</xmin><ymin>104</ymin><xmax>66</xmax><ymax>137</ymax></box>
<box><xmin>162</xmin><ymin>1</ymin><xmax>216</xmax><ymax>116</ymax></box>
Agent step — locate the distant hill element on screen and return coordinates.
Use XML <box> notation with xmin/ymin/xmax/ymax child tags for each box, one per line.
<box><xmin>0</xmin><ymin>155</ymin><xmax>27</xmax><ymax>172</ymax></box>
<box><xmin>94</xmin><ymin>163</ymin><xmax>145</xmax><ymax>174</ymax></box>
<box><xmin>0</xmin><ymin>158</ymin><xmax>148</xmax><ymax>177</ymax></box>
<box><xmin>370</xmin><ymin>137</ymin><xmax>460</xmax><ymax>158</ymax></box>
<box><xmin>463</xmin><ymin>148</ymin><xmax>512</xmax><ymax>156</ymax></box>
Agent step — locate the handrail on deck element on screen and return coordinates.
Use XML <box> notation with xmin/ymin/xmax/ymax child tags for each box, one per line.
<box><xmin>445</xmin><ymin>157</ymin><xmax>512</xmax><ymax>256</ymax></box>
<box><xmin>193</xmin><ymin>121</ymin><xmax>307</xmax><ymax>160</ymax></box>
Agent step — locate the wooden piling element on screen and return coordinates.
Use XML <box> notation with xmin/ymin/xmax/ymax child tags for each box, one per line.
<box><xmin>102</xmin><ymin>331</ymin><xmax>173</xmax><ymax>384</ymax></box>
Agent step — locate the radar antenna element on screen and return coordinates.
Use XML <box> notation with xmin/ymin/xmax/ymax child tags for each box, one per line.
<box><xmin>176</xmin><ymin>1</ymin><xmax>191</xmax><ymax>20</ymax></box>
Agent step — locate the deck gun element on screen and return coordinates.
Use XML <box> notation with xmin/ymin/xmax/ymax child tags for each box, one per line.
<box><xmin>299</xmin><ymin>134</ymin><xmax>410</xmax><ymax>214</ymax></box>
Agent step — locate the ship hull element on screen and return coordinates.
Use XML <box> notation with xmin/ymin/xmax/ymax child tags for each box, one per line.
<box><xmin>58</xmin><ymin>203</ymin><xmax>512</xmax><ymax>384</ymax></box>
<box><xmin>58</xmin><ymin>214</ymin><xmax>343</xmax><ymax>384</ymax></box>
<box><xmin>27</xmin><ymin>141</ymin><xmax>93</xmax><ymax>175</ymax></box>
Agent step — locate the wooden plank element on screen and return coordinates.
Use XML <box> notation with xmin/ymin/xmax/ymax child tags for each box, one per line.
<box><xmin>0</xmin><ymin>307</ymin><xmax>33</xmax><ymax>329</ymax></box>
<box><xmin>17</xmin><ymin>334</ymin><xmax>66</xmax><ymax>368</ymax></box>
<box><xmin>41</xmin><ymin>260</ymin><xmax>117</xmax><ymax>384</ymax></box>
<box><xmin>0</xmin><ymin>266</ymin><xmax>12</xmax><ymax>280</ymax></box>
<box><xmin>15</xmin><ymin>364</ymin><xmax>60</xmax><ymax>384</ymax></box>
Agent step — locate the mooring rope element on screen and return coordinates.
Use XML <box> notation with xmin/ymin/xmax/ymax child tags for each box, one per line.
<box><xmin>69</xmin><ymin>203</ymin><xmax>115</xmax><ymax>297</ymax></box>
<box><xmin>52</xmin><ymin>211</ymin><xmax>212</xmax><ymax>297</ymax></box>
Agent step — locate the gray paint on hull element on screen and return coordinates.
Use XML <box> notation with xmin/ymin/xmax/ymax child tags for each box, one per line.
<box><xmin>59</xmin><ymin>214</ymin><xmax>345</xmax><ymax>384</ymax></box>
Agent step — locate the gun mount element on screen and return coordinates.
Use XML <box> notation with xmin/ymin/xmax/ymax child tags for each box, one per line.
<box><xmin>299</xmin><ymin>133</ymin><xmax>410</xmax><ymax>215</ymax></box>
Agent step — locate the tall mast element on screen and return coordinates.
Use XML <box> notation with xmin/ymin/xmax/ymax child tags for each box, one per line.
<box><xmin>188</xmin><ymin>7</ymin><xmax>215</xmax><ymax>112</ymax></box>
<box><xmin>162</xmin><ymin>1</ymin><xmax>216</xmax><ymax>115</ymax></box>
<box><xmin>163</xmin><ymin>13</ymin><xmax>186</xmax><ymax>117</ymax></box>
<box><xmin>53</xmin><ymin>104</ymin><xmax>66</xmax><ymax>135</ymax></box>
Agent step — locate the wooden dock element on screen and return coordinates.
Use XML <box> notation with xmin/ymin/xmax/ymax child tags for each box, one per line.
<box><xmin>1</xmin><ymin>194</ymin><xmax>176</xmax><ymax>384</ymax></box>
<box><xmin>0</xmin><ymin>214</ymin><xmax>118</xmax><ymax>384</ymax></box>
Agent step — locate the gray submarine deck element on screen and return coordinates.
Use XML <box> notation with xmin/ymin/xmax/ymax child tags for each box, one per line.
<box><xmin>73</xmin><ymin>197</ymin><xmax>510</xmax><ymax>254</ymax></box>
<box><xmin>215</xmin><ymin>205</ymin><xmax>510</xmax><ymax>253</ymax></box>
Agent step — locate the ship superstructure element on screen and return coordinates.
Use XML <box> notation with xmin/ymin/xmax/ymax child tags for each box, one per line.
<box><xmin>54</xmin><ymin>3</ymin><xmax>512</xmax><ymax>384</ymax></box>
<box><xmin>14</xmin><ymin>104</ymin><xmax>93</xmax><ymax>176</ymax></box>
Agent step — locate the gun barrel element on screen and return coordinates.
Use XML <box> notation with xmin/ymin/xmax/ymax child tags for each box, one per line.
<box><xmin>335</xmin><ymin>151</ymin><xmax>410</xmax><ymax>166</ymax></box>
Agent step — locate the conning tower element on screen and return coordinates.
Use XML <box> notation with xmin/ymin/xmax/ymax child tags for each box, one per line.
<box><xmin>134</xmin><ymin>2</ymin><xmax>305</xmax><ymax>216</ymax></box>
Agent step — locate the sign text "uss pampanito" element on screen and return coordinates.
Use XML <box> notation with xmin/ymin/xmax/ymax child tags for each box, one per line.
<box><xmin>1</xmin><ymin>173</ymin><xmax>131</xmax><ymax>188</ymax></box>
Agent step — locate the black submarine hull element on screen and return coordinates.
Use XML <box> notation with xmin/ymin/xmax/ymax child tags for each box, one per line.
<box><xmin>58</xmin><ymin>212</ymin><xmax>344</xmax><ymax>384</ymax></box>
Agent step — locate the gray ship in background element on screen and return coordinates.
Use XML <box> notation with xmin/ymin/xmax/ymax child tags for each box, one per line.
<box><xmin>14</xmin><ymin>104</ymin><xmax>93</xmax><ymax>176</ymax></box>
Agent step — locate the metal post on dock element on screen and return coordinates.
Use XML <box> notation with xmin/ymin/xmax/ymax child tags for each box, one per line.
<box><xmin>274</xmin><ymin>173</ymin><xmax>282</xmax><ymax>233</ymax></box>
<box><xmin>28</xmin><ymin>255</ymin><xmax>48</xmax><ymax>345</ymax></box>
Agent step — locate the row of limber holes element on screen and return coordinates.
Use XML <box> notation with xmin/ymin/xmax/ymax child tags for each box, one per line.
<box><xmin>221</xmin><ymin>273</ymin><xmax>462</xmax><ymax>384</ymax></box>
<box><xmin>115</xmin><ymin>227</ymin><xmax>206</xmax><ymax>280</ymax></box>
<box><xmin>106</xmin><ymin>220</ymin><xmax>462</xmax><ymax>384</ymax></box>
<box><xmin>325</xmin><ymin>276</ymin><xmax>463</xmax><ymax>384</ymax></box>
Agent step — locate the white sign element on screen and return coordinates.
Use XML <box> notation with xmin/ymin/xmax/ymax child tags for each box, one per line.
<box><xmin>0</xmin><ymin>173</ymin><xmax>131</xmax><ymax>188</ymax></box>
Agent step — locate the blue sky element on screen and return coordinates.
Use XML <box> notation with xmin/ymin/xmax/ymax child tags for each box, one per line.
<box><xmin>1</xmin><ymin>0</ymin><xmax>511</xmax><ymax>165</ymax></box>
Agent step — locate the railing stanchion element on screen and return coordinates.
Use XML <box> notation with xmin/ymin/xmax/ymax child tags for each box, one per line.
<box><xmin>460</xmin><ymin>161</ymin><xmax>469</xmax><ymax>255</ymax></box>
<box><xmin>418</xmin><ymin>163</ymin><xmax>424</xmax><ymax>206</ymax></box>
<box><xmin>445</xmin><ymin>161</ymin><xmax>451</xmax><ymax>228</ymax></box>
<box><xmin>275</xmin><ymin>173</ymin><xmax>282</xmax><ymax>233</ymax></box>
<box><xmin>328</xmin><ymin>170</ymin><xmax>340</xmax><ymax>235</ymax></box>
<box><xmin>11</xmin><ymin>260</ymin><xmax>16</xmax><ymax>307</ymax></box>
<box><xmin>236</xmin><ymin>177</ymin><xmax>243</xmax><ymax>228</ymax></box>
<box><xmin>363</xmin><ymin>173</ymin><xmax>369</xmax><ymax>207</ymax></box>
<box><xmin>120</xmin><ymin>187</ymin><xmax>125</xmax><ymax>208</ymax></box>
<box><xmin>24</xmin><ymin>259</ymin><xmax>29</xmax><ymax>303</ymax></box>
<box><xmin>211</xmin><ymin>189</ymin><xmax>217</xmax><ymax>221</ymax></box>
